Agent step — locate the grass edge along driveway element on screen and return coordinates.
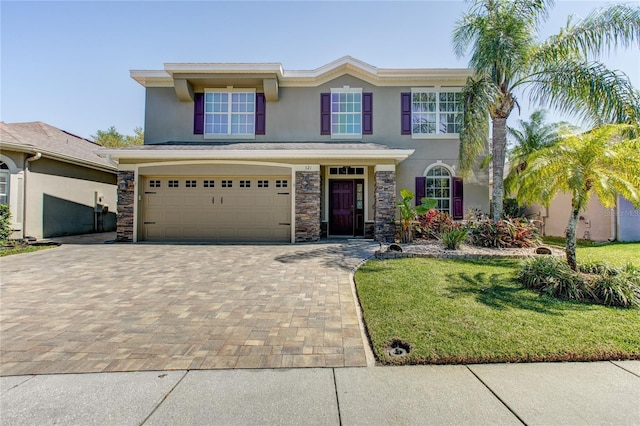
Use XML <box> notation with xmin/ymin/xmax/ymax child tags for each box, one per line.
<box><xmin>355</xmin><ymin>256</ymin><xmax>640</xmax><ymax>365</ymax></box>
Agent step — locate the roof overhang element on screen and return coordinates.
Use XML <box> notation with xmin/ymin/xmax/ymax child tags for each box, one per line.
<box><xmin>1</xmin><ymin>141</ymin><xmax>117</xmax><ymax>173</ymax></box>
<box><xmin>98</xmin><ymin>146</ymin><xmax>414</xmax><ymax>164</ymax></box>
<box><xmin>130</xmin><ymin>56</ymin><xmax>472</xmax><ymax>102</ymax></box>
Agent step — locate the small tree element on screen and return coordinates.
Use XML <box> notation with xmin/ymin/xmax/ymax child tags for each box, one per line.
<box><xmin>92</xmin><ymin>126</ymin><xmax>144</xmax><ymax>147</ymax></box>
<box><xmin>513</xmin><ymin>124</ymin><xmax>640</xmax><ymax>270</ymax></box>
<box><xmin>397</xmin><ymin>189</ymin><xmax>437</xmax><ymax>243</ymax></box>
<box><xmin>0</xmin><ymin>204</ymin><xmax>12</xmax><ymax>244</ymax></box>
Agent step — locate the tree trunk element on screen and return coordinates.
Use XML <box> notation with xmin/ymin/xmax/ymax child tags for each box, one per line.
<box><xmin>491</xmin><ymin>117</ymin><xmax>508</xmax><ymax>221</ymax></box>
<box><xmin>565</xmin><ymin>203</ymin><xmax>580</xmax><ymax>271</ymax></box>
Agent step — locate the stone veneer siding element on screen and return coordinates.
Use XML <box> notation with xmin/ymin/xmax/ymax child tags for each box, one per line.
<box><xmin>116</xmin><ymin>171</ymin><xmax>134</xmax><ymax>242</ymax></box>
<box><xmin>295</xmin><ymin>170</ymin><xmax>321</xmax><ymax>242</ymax></box>
<box><xmin>374</xmin><ymin>170</ymin><xmax>396</xmax><ymax>242</ymax></box>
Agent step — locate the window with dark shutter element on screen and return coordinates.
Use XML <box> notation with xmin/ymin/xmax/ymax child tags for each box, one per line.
<box><xmin>401</xmin><ymin>92</ymin><xmax>412</xmax><ymax>135</ymax></box>
<box><xmin>255</xmin><ymin>93</ymin><xmax>266</xmax><ymax>135</ymax></box>
<box><xmin>362</xmin><ymin>92</ymin><xmax>373</xmax><ymax>135</ymax></box>
<box><xmin>320</xmin><ymin>93</ymin><xmax>331</xmax><ymax>135</ymax></box>
<box><xmin>194</xmin><ymin>93</ymin><xmax>204</xmax><ymax>135</ymax></box>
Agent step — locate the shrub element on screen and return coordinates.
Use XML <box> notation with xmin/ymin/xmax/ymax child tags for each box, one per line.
<box><xmin>517</xmin><ymin>256</ymin><xmax>589</xmax><ymax>300</ymax></box>
<box><xmin>585</xmin><ymin>263</ymin><xmax>640</xmax><ymax>309</ymax></box>
<box><xmin>0</xmin><ymin>204</ymin><xmax>11</xmax><ymax>244</ymax></box>
<box><xmin>442</xmin><ymin>226</ymin><xmax>468</xmax><ymax>250</ymax></box>
<box><xmin>503</xmin><ymin>198</ymin><xmax>533</xmax><ymax>219</ymax></box>
<box><xmin>467</xmin><ymin>216</ymin><xmax>540</xmax><ymax>248</ymax></box>
<box><xmin>416</xmin><ymin>209</ymin><xmax>453</xmax><ymax>239</ymax></box>
<box><xmin>518</xmin><ymin>257</ymin><xmax>640</xmax><ymax>308</ymax></box>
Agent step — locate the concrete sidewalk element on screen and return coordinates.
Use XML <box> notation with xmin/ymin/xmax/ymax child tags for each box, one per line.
<box><xmin>2</xmin><ymin>361</ymin><xmax>638</xmax><ymax>425</ymax></box>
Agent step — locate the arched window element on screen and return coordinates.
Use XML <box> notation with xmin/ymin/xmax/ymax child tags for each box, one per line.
<box><xmin>0</xmin><ymin>162</ymin><xmax>9</xmax><ymax>205</ymax></box>
<box><xmin>426</xmin><ymin>166</ymin><xmax>451</xmax><ymax>214</ymax></box>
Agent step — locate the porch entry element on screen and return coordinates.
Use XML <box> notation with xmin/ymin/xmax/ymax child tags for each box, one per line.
<box><xmin>329</xmin><ymin>179</ymin><xmax>364</xmax><ymax>236</ymax></box>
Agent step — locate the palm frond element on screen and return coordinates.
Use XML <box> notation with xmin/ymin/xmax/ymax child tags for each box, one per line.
<box><xmin>458</xmin><ymin>75</ymin><xmax>498</xmax><ymax>176</ymax></box>
<box><xmin>453</xmin><ymin>0</ymin><xmax>542</xmax><ymax>87</ymax></box>
<box><xmin>513</xmin><ymin>124</ymin><xmax>640</xmax><ymax>210</ymax></box>
<box><xmin>539</xmin><ymin>4</ymin><xmax>640</xmax><ymax>61</ymax></box>
<box><xmin>526</xmin><ymin>59</ymin><xmax>640</xmax><ymax>126</ymax></box>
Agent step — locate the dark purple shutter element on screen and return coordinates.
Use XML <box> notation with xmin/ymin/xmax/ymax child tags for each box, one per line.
<box><xmin>255</xmin><ymin>93</ymin><xmax>266</xmax><ymax>135</ymax></box>
<box><xmin>362</xmin><ymin>92</ymin><xmax>373</xmax><ymax>135</ymax></box>
<box><xmin>415</xmin><ymin>176</ymin><xmax>426</xmax><ymax>207</ymax></box>
<box><xmin>194</xmin><ymin>93</ymin><xmax>204</xmax><ymax>135</ymax></box>
<box><xmin>321</xmin><ymin>93</ymin><xmax>331</xmax><ymax>135</ymax></box>
<box><xmin>401</xmin><ymin>92</ymin><xmax>412</xmax><ymax>135</ymax></box>
<box><xmin>452</xmin><ymin>177</ymin><xmax>464</xmax><ymax>219</ymax></box>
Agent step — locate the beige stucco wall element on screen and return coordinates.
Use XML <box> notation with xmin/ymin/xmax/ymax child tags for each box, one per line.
<box><xmin>532</xmin><ymin>193</ymin><xmax>615</xmax><ymax>241</ymax></box>
<box><xmin>141</xmin><ymin>73</ymin><xmax>490</xmax><ymax>217</ymax></box>
<box><xmin>23</xmin><ymin>158</ymin><xmax>117</xmax><ymax>239</ymax></box>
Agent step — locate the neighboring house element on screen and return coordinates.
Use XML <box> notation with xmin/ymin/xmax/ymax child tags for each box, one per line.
<box><xmin>533</xmin><ymin>194</ymin><xmax>640</xmax><ymax>242</ymax></box>
<box><xmin>103</xmin><ymin>56</ymin><xmax>489</xmax><ymax>243</ymax></box>
<box><xmin>0</xmin><ymin>122</ymin><xmax>117</xmax><ymax>240</ymax></box>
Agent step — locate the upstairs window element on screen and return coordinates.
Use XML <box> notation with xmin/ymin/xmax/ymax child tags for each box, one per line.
<box><xmin>204</xmin><ymin>90</ymin><xmax>255</xmax><ymax>136</ymax></box>
<box><xmin>402</xmin><ymin>90</ymin><xmax>462</xmax><ymax>136</ymax></box>
<box><xmin>331</xmin><ymin>90</ymin><xmax>362</xmax><ymax>137</ymax></box>
<box><xmin>321</xmin><ymin>89</ymin><xmax>372</xmax><ymax>138</ymax></box>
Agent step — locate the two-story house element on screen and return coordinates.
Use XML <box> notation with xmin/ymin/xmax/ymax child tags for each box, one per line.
<box><xmin>104</xmin><ymin>57</ymin><xmax>489</xmax><ymax>243</ymax></box>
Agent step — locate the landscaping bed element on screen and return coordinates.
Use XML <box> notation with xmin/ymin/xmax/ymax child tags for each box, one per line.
<box><xmin>355</xmin><ymin>245</ymin><xmax>640</xmax><ymax>365</ymax></box>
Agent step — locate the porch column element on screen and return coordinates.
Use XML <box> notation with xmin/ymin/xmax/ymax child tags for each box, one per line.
<box><xmin>116</xmin><ymin>170</ymin><xmax>134</xmax><ymax>242</ymax></box>
<box><xmin>295</xmin><ymin>166</ymin><xmax>321</xmax><ymax>242</ymax></box>
<box><xmin>374</xmin><ymin>164</ymin><xmax>396</xmax><ymax>242</ymax></box>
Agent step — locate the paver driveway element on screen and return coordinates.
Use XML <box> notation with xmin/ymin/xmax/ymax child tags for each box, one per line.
<box><xmin>0</xmin><ymin>239</ymin><xmax>377</xmax><ymax>375</ymax></box>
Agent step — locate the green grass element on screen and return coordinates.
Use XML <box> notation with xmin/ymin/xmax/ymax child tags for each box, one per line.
<box><xmin>355</xmin><ymin>258</ymin><xmax>640</xmax><ymax>365</ymax></box>
<box><xmin>542</xmin><ymin>237</ymin><xmax>639</xmax><ymax>267</ymax></box>
<box><xmin>0</xmin><ymin>244</ymin><xmax>55</xmax><ymax>257</ymax></box>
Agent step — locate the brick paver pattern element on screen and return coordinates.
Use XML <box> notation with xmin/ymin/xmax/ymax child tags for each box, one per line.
<box><xmin>0</xmin><ymin>241</ymin><xmax>376</xmax><ymax>375</ymax></box>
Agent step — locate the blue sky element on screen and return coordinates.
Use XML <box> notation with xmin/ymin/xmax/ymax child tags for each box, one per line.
<box><xmin>2</xmin><ymin>1</ymin><xmax>639</xmax><ymax>140</ymax></box>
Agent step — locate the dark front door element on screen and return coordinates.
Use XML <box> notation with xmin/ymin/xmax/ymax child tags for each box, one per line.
<box><xmin>329</xmin><ymin>179</ymin><xmax>364</xmax><ymax>236</ymax></box>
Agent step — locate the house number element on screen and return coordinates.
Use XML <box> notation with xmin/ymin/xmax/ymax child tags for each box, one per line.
<box><xmin>304</xmin><ymin>165</ymin><xmax>313</xmax><ymax>170</ymax></box>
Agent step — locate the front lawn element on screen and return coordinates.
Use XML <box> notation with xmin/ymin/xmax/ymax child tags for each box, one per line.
<box><xmin>543</xmin><ymin>238</ymin><xmax>639</xmax><ymax>267</ymax></box>
<box><xmin>355</xmin><ymin>257</ymin><xmax>640</xmax><ymax>365</ymax></box>
<box><xmin>0</xmin><ymin>243</ymin><xmax>56</xmax><ymax>257</ymax></box>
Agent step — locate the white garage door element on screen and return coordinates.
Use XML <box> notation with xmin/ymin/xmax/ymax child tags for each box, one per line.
<box><xmin>141</xmin><ymin>176</ymin><xmax>291</xmax><ymax>242</ymax></box>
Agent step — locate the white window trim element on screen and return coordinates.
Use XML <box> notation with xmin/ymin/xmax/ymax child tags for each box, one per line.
<box><xmin>0</xmin><ymin>169</ymin><xmax>9</xmax><ymax>206</ymax></box>
<box><xmin>330</xmin><ymin>86</ymin><xmax>363</xmax><ymax>140</ymax></box>
<box><xmin>424</xmin><ymin>163</ymin><xmax>454</xmax><ymax>215</ymax></box>
<box><xmin>204</xmin><ymin>87</ymin><xmax>256</xmax><ymax>139</ymax></box>
<box><xmin>410</xmin><ymin>87</ymin><xmax>462</xmax><ymax>139</ymax></box>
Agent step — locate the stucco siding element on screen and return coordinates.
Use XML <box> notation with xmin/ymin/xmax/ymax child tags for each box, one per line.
<box><xmin>537</xmin><ymin>193</ymin><xmax>614</xmax><ymax>241</ymax></box>
<box><xmin>143</xmin><ymin>74</ymin><xmax>467</xmax><ymax>147</ymax></box>
<box><xmin>26</xmin><ymin>161</ymin><xmax>117</xmax><ymax>239</ymax></box>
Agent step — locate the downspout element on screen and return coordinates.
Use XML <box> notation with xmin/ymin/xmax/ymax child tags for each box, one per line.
<box><xmin>22</xmin><ymin>152</ymin><xmax>42</xmax><ymax>240</ymax></box>
<box><xmin>609</xmin><ymin>198</ymin><xmax>618</xmax><ymax>242</ymax></box>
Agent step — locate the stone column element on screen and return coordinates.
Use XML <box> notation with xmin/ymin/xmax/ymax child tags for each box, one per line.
<box><xmin>295</xmin><ymin>169</ymin><xmax>321</xmax><ymax>242</ymax></box>
<box><xmin>116</xmin><ymin>170</ymin><xmax>135</xmax><ymax>242</ymax></box>
<box><xmin>374</xmin><ymin>165</ymin><xmax>396</xmax><ymax>242</ymax></box>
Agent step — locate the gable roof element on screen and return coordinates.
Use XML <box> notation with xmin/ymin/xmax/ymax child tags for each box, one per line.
<box><xmin>131</xmin><ymin>55</ymin><xmax>472</xmax><ymax>88</ymax></box>
<box><xmin>0</xmin><ymin>121</ymin><xmax>117</xmax><ymax>173</ymax></box>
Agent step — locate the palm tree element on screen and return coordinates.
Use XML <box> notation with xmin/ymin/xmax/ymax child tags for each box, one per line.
<box><xmin>504</xmin><ymin>109</ymin><xmax>566</xmax><ymax>193</ymax></box>
<box><xmin>512</xmin><ymin>125</ymin><xmax>640</xmax><ymax>270</ymax></box>
<box><xmin>453</xmin><ymin>0</ymin><xmax>640</xmax><ymax>221</ymax></box>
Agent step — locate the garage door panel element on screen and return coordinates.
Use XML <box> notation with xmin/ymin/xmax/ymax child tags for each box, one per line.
<box><xmin>142</xmin><ymin>176</ymin><xmax>291</xmax><ymax>242</ymax></box>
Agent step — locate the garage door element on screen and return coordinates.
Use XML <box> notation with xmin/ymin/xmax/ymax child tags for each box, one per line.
<box><xmin>141</xmin><ymin>176</ymin><xmax>291</xmax><ymax>242</ymax></box>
